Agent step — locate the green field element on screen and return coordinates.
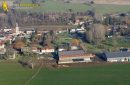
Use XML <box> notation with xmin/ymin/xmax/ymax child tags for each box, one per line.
<box><xmin>54</xmin><ymin>32</ymin><xmax>72</xmax><ymax>46</ymax></box>
<box><xmin>17</xmin><ymin>0</ymin><xmax>130</xmax><ymax>14</ymax></box>
<box><xmin>1</xmin><ymin>60</ymin><xmax>130</xmax><ymax>85</ymax></box>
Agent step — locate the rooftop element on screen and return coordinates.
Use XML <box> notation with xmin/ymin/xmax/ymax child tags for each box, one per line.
<box><xmin>59</xmin><ymin>50</ymin><xmax>94</xmax><ymax>58</ymax></box>
<box><xmin>42</xmin><ymin>45</ymin><xmax>54</xmax><ymax>50</ymax></box>
<box><xmin>105</xmin><ymin>51</ymin><xmax>130</xmax><ymax>58</ymax></box>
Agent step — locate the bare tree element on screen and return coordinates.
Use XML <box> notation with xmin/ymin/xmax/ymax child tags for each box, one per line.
<box><xmin>86</xmin><ymin>24</ymin><xmax>106</xmax><ymax>44</ymax></box>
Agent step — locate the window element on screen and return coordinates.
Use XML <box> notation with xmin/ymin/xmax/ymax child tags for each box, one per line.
<box><xmin>72</xmin><ymin>58</ymin><xmax>84</xmax><ymax>62</ymax></box>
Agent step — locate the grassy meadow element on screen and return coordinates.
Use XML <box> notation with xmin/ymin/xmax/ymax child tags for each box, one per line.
<box><xmin>1</xmin><ymin>60</ymin><xmax>130</xmax><ymax>85</ymax></box>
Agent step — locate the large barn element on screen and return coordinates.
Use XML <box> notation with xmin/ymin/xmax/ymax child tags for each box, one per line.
<box><xmin>58</xmin><ymin>50</ymin><xmax>95</xmax><ymax>64</ymax></box>
<box><xmin>104</xmin><ymin>51</ymin><xmax>130</xmax><ymax>62</ymax></box>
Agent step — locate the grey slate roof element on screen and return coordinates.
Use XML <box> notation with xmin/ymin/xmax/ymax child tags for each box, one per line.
<box><xmin>105</xmin><ymin>51</ymin><xmax>130</xmax><ymax>58</ymax></box>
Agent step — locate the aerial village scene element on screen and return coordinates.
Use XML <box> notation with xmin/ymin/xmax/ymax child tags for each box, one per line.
<box><xmin>0</xmin><ymin>0</ymin><xmax>130</xmax><ymax>85</ymax></box>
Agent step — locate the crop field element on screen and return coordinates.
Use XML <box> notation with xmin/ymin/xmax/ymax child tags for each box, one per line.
<box><xmin>14</xmin><ymin>0</ymin><xmax>130</xmax><ymax>14</ymax></box>
<box><xmin>1</xmin><ymin>0</ymin><xmax>130</xmax><ymax>14</ymax></box>
<box><xmin>16</xmin><ymin>0</ymin><xmax>130</xmax><ymax>14</ymax></box>
<box><xmin>1</xmin><ymin>60</ymin><xmax>130</xmax><ymax>85</ymax></box>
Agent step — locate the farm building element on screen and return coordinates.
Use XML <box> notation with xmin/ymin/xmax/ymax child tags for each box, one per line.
<box><xmin>104</xmin><ymin>51</ymin><xmax>130</xmax><ymax>62</ymax></box>
<box><xmin>41</xmin><ymin>46</ymin><xmax>55</xmax><ymax>54</ymax></box>
<box><xmin>58</xmin><ymin>50</ymin><xmax>95</xmax><ymax>64</ymax></box>
<box><xmin>70</xmin><ymin>39</ymin><xmax>81</xmax><ymax>50</ymax></box>
<box><xmin>31</xmin><ymin>46</ymin><xmax>55</xmax><ymax>54</ymax></box>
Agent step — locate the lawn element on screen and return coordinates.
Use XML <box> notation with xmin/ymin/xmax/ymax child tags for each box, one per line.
<box><xmin>1</xmin><ymin>60</ymin><xmax>130</xmax><ymax>85</ymax></box>
<box><xmin>17</xmin><ymin>0</ymin><xmax>130</xmax><ymax>14</ymax></box>
<box><xmin>102</xmin><ymin>38</ymin><xmax>130</xmax><ymax>48</ymax></box>
<box><xmin>54</xmin><ymin>32</ymin><xmax>72</xmax><ymax>45</ymax></box>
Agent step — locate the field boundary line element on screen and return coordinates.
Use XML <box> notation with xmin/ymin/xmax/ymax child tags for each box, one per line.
<box><xmin>24</xmin><ymin>63</ymin><xmax>43</xmax><ymax>85</ymax></box>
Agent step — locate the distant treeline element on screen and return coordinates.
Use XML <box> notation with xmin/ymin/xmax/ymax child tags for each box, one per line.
<box><xmin>0</xmin><ymin>10</ymin><xmax>88</xmax><ymax>28</ymax></box>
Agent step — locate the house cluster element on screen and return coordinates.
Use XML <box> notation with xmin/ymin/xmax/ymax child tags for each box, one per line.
<box><xmin>31</xmin><ymin>46</ymin><xmax>55</xmax><ymax>54</ymax></box>
<box><xmin>0</xmin><ymin>24</ymin><xmax>19</xmax><ymax>55</ymax></box>
<box><xmin>44</xmin><ymin>12</ymin><xmax>130</xmax><ymax>64</ymax></box>
<box><xmin>0</xmin><ymin>23</ymin><xmax>96</xmax><ymax>64</ymax></box>
<box><xmin>0</xmin><ymin>23</ymin><xmax>83</xmax><ymax>56</ymax></box>
<box><xmin>70</xmin><ymin>15</ymin><xmax>94</xmax><ymax>34</ymax></box>
<box><xmin>103</xmin><ymin>13</ymin><xmax>130</xmax><ymax>37</ymax></box>
<box><xmin>0</xmin><ymin>14</ymin><xmax>130</xmax><ymax>65</ymax></box>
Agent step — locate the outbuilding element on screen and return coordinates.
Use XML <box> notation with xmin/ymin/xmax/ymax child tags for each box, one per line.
<box><xmin>104</xmin><ymin>51</ymin><xmax>130</xmax><ymax>62</ymax></box>
<box><xmin>58</xmin><ymin>50</ymin><xmax>95</xmax><ymax>64</ymax></box>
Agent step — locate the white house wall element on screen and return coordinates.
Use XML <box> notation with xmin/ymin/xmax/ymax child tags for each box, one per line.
<box><xmin>41</xmin><ymin>49</ymin><xmax>55</xmax><ymax>53</ymax></box>
<box><xmin>107</xmin><ymin>57</ymin><xmax>130</xmax><ymax>62</ymax></box>
<box><xmin>59</xmin><ymin>57</ymin><xmax>92</xmax><ymax>64</ymax></box>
